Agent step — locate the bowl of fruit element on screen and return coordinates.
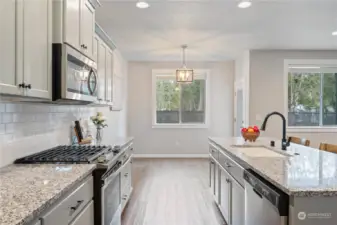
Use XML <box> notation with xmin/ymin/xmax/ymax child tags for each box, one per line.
<box><xmin>241</xmin><ymin>126</ymin><xmax>260</xmax><ymax>142</ymax></box>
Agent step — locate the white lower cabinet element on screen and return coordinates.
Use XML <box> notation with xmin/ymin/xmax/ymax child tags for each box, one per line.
<box><xmin>209</xmin><ymin>160</ymin><xmax>215</xmax><ymax>195</ymax></box>
<box><xmin>210</xmin><ymin>154</ymin><xmax>245</xmax><ymax>225</ymax></box>
<box><xmin>231</xmin><ymin>180</ymin><xmax>245</xmax><ymax>225</ymax></box>
<box><xmin>215</xmin><ymin>164</ymin><xmax>220</xmax><ymax>204</ymax></box>
<box><xmin>41</xmin><ymin>176</ymin><xmax>93</xmax><ymax>225</ymax></box>
<box><xmin>220</xmin><ymin>168</ymin><xmax>231</xmax><ymax>223</ymax></box>
<box><xmin>69</xmin><ymin>201</ymin><xmax>94</xmax><ymax>225</ymax></box>
<box><xmin>121</xmin><ymin>158</ymin><xmax>133</xmax><ymax>211</ymax></box>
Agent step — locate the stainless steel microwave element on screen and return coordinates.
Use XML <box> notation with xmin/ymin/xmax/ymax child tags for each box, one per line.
<box><xmin>52</xmin><ymin>44</ymin><xmax>98</xmax><ymax>103</ymax></box>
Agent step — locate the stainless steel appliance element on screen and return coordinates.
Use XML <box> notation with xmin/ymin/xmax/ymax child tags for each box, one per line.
<box><xmin>101</xmin><ymin>161</ymin><xmax>122</xmax><ymax>225</ymax></box>
<box><xmin>244</xmin><ymin>170</ymin><xmax>289</xmax><ymax>225</ymax></box>
<box><xmin>52</xmin><ymin>44</ymin><xmax>98</xmax><ymax>103</ymax></box>
<box><xmin>15</xmin><ymin>143</ymin><xmax>133</xmax><ymax>225</ymax></box>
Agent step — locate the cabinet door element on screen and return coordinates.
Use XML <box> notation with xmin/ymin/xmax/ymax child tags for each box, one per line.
<box><xmin>65</xmin><ymin>0</ymin><xmax>81</xmax><ymax>50</ymax></box>
<box><xmin>0</xmin><ymin>0</ymin><xmax>22</xmax><ymax>95</ymax></box>
<box><xmin>23</xmin><ymin>0</ymin><xmax>51</xmax><ymax>99</ymax></box>
<box><xmin>209</xmin><ymin>160</ymin><xmax>215</xmax><ymax>195</ymax></box>
<box><xmin>214</xmin><ymin>164</ymin><xmax>220</xmax><ymax>204</ymax></box>
<box><xmin>220</xmin><ymin>168</ymin><xmax>231</xmax><ymax>224</ymax></box>
<box><xmin>112</xmin><ymin>74</ymin><xmax>123</xmax><ymax>109</ymax></box>
<box><xmin>81</xmin><ymin>0</ymin><xmax>95</xmax><ymax>58</ymax></box>
<box><xmin>105</xmin><ymin>49</ymin><xmax>113</xmax><ymax>102</ymax></box>
<box><xmin>93</xmin><ymin>35</ymin><xmax>99</xmax><ymax>62</ymax></box>
<box><xmin>69</xmin><ymin>201</ymin><xmax>94</xmax><ymax>225</ymax></box>
<box><xmin>231</xmin><ymin>180</ymin><xmax>245</xmax><ymax>225</ymax></box>
<box><xmin>97</xmin><ymin>42</ymin><xmax>106</xmax><ymax>101</ymax></box>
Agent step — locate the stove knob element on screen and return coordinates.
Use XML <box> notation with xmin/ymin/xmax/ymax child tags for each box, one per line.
<box><xmin>97</xmin><ymin>155</ymin><xmax>106</xmax><ymax>163</ymax></box>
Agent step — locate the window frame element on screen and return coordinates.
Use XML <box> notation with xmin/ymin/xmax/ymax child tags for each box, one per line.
<box><xmin>284</xmin><ymin>59</ymin><xmax>337</xmax><ymax>133</ymax></box>
<box><xmin>152</xmin><ymin>69</ymin><xmax>210</xmax><ymax>129</ymax></box>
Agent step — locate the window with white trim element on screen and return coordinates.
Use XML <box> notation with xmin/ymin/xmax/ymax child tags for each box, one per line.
<box><xmin>153</xmin><ymin>71</ymin><xmax>208</xmax><ymax>127</ymax></box>
<box><xmin>287</xmin><ymin>65</ymin><xmax>337</xmax><ymax>127</ymax></box>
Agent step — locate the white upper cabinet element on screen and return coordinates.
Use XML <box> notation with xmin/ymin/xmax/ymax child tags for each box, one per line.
<box><xmin>105</xmin><ymin>49</ymin><xmax>113</xmax><ymax>103</ymax></box>
<box><xmin>0</xmin><ymin>0</ymin><xmax>51</xmax><ymax>99</ymax></box>
<box><xmin>0</xmin><ymin>0</ymin><xmax>22</xmax><ymax>95</ymax></box>
<box><xmin>93</xmin><ymin>35</ymin><xmax>99</xmax><ymax>62</ymax></box>
<box><xmin>23</xmin><ymin>0</ymin><xmax>52</xmax><ymax>99</ymax></box>
<box><xmin>65</xmin><ymin>0</ymin><xmax>81</xmax><ymax>50</ymax></box>
<box><xmin>97</xmin><ymin>41</ymin><xmax>107</xmax><ymax>102</ymax></box>
<box><xmin>63</xmin><ymin>0</ymin><xmax>95</xmax><ymax>59</ymax></box>
<box><xmin>111</xmin><ymin>51</ymin><xmax>125</xmax><ymax>110</ymax></box>
<box><xmin>81</xmin><ymin>0</ymin><xmax>95</xmax><ymax>58</ymax></box>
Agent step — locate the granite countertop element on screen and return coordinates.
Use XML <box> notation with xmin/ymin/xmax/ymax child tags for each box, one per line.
<box><xmin>209</xmin><ymin>137</ymin><xmax>337</xmax><ymax>197</ymax></box>
<box><xmin>0</xmin><ymin>164</ymin><xmax>96</xmax><ymax>225</ymax></box>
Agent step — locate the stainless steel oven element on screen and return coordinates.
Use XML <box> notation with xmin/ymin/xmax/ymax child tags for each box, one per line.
<box><xmin>101</xmin><ymin>161</ymin><xmax>123</xmax><ymax>225</ymax></box>
<box><xmin>52</xmin><ymin>44</ymin><xmax>98</xmax><ymax>103</ymax></box>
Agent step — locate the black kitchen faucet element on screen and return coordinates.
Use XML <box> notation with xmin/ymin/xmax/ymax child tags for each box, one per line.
<box><xmin>260</xmin><ymin>111</ymin><xmax>289</xmax><ymax>150</ymax></box>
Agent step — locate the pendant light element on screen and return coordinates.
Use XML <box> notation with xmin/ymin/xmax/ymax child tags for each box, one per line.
<box><xmin>176</xmin><ymin>45</ymin><xmax>194</xmax><ymax>83</ymax></box>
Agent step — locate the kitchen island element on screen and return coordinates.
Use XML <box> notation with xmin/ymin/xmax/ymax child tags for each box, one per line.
<box><xmin>209</xmin><ymin>137</ymin><xmax>337</xmax><ymax>225</ymax></box>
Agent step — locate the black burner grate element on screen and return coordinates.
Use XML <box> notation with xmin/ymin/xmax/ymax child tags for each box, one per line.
<box><xmin>14</xmin><ymin>145</ymin><xmax>111</xmax><ymax>164</ymax></box>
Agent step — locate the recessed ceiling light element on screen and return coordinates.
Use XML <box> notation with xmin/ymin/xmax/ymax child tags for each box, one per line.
<box><xmin>136</xmin><ymin>1</ymin><xmax>150</xmax><ymax>9</ymax></box>
<box><xmin>332</xmin><ymin>31</ymin><xmax>337</xmax><ymax>36</ymax></box>
<box><xmin>238</xmin><ymin>1</ymin><xmax>252</xmax><ymax>9</ymax></box>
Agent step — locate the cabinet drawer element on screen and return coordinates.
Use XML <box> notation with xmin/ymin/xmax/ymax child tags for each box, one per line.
<box><xmin>41</xmin><ymin>176</ymin><xmax>93</xmax><ymax>225</ymax></box>
<box><xmin>121</xmin><ymin>181</ymin><xmax>132</xmax><ymax>210</ymax></box>
<box><xmin>219</xmin><ymin>152</ymin><xmax>244</xmax><ymax>186</ymax></box>
<box><xmin>69</xmin><ymin>201</ymin><xmax>94</xmax><ymax>225</ymax></box>
<box><xmin>121</xmin><ymin>160</ymin><xmax>131</xmax><ymax>189</ymax></box>
<box><xmin>209</xmin><ymin>143</ymin><xmax>219</xmax><ymax>160</ymax></box>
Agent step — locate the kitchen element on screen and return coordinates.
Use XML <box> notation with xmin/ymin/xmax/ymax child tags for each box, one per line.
<box><xmin>0</xmin><ymin>0</ymin><xmax>337</xmax><ymax>225</ymax></box>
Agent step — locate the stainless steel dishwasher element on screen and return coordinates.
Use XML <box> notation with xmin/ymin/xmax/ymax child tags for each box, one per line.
<box><xmin>244</xmin><ymin>170</ymin><xmax>289</xmax><ymax>225</ymax></box>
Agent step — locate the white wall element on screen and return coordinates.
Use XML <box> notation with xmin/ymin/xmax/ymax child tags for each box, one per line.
<box><xmin>127</xmin><ymin>61</ymin><xmax>234</xmax><ymax>155</ymax></box>
<box><xmin>0</xmin><ymin>50</ymin><xmax>128</xmax><ymax>167</ymax></box>
<box><xmin>106</xmin><ymin>49</ymin><xmax>129</xmax><ymax>138</ymax></box>
<box><xmin>234</xmin><ymin>51</ymin><xmax>250</xmax><ymax>129</ymax></box>
<box><xmin>249</xmin><ymin>50</ymin><xmax>337</xmax><ymax>147</ymax></box>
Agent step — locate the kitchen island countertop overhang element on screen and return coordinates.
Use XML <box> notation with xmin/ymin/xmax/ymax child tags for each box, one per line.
<box><xmin>209</xmin><ymin>137</ymin><xmax>337</xmax><ymax>197</ymax></box>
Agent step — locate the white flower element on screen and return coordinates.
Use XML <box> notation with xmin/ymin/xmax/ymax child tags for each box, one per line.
<box><xmin>97</xmin><ymin>112</ymin><xmax>103</xmax><ymax>117</ymax></box>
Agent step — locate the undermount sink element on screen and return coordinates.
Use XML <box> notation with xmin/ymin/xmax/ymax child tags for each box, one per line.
<box><xmin>230</xmin><ymin>145</ymin><xmax>293</xmax><ymax>157</ymax></box>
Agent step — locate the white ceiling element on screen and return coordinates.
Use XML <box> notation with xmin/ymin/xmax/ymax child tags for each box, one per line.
<box><xmin>96</xmin><ymin>0</ymin><xmax>337</xmax><ymax>61</ymax></box>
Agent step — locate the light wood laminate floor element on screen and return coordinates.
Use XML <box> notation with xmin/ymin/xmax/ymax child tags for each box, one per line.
<box><xmin>122</xmin><ymin>158</ymin><xmax>226</xmax><ymax>225</ymax></box>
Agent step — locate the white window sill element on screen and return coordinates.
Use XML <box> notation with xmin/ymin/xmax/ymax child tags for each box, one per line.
<box><xmin>287</xmin><ymin>126</ymin><xmax>337</xmax><ymax>133</ymax></box>
<box><xmin>152</xmin><ymin>124</ymin><xmax>209</xmax><ymax>129</ymax></box>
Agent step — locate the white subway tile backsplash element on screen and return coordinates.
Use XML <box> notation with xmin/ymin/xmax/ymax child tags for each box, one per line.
<box><xmin>6</xmin><ymin>103</ymin><xmax>22</xmax><ymax>113</ymax></box>
<box><xmin>12</xmin><ymin>113</ymin><xmax>35</xmax><ymax>123</ymax></box>
<box><xmin>0</xmin><ymin>103</ymin><xmax>101</xmax><ymax>167</ymax></box>
<box><xmin>5</xmin><ymin>123</ymin><xmax>15</xmax><ymax>134</ymax></box>
<box><xmin>2</xmin><ymin>113</ymin><xmax>13</xmax><ymax>124</ymax></box>
<box><xmin>0</xmin><ymin>124</ymin><xmax>5</xmax><ymax>134</ymax></box>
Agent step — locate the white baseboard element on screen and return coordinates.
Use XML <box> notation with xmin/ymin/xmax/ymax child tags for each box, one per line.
<box><xmin>133</xmin><ymin>154</ymin><xmax>208</xmax><ymax>158</ymax></box>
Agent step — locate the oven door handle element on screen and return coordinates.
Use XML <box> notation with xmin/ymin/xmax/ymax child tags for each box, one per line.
<box><xmin>102</xmin><ymin>157</ymin><xmax>132</xmax><ymax>189</ymax></box>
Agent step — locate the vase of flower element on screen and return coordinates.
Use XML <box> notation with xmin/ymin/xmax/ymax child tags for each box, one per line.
<box><xmin>90</xmin><ymin>112</ymin><xmax>108</xmax><ymax>144</ymax></box>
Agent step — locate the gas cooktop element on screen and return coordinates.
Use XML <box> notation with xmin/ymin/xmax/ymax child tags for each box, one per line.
<box><xmin>14</xmin><ymin>145</ymin><xmax>118</xmax><ymax>164</ymax></box>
